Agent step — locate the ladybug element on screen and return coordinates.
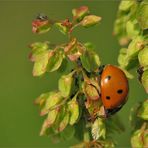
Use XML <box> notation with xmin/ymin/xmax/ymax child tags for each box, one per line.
<box><xmin>99</xmin><ymin>65</ymin><xmax>129</xmax><ymax>117</ymax></box>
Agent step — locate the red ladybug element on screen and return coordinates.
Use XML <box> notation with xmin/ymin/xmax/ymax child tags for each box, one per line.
<box><xmin>99</xmin><ymin>65</ymin><xmax>129</xmax><ymax>117</ymax></box>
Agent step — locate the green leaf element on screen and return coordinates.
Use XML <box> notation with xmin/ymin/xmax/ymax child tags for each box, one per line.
<box><xmin>72</xmin><ymin>6</ymin><xmax>89</xmax><ymax>22</ymax></box>
<box><xmin>34</xmin><ymin>92</ymin><xmax>50</xmax><ymax>106</ymax></box>
<box><xmin>55</xmin><ymin>22</ymin><xmax>68</xmax><ymax>35</ymax></box>
<box><xmin>138</xmin><ymin>46</ymin><xmax>148</xmax><ymax>67</ymax></box>
<box><xmin>32</xmin><ymin>51</ymin><xmax>49</xmax><ymax>76</ymax></box>
<box><xmin>141</xmin><ymin>70</ymin><xmax>148</xmax><ymax>93</ymax></box>
<box><xmin>32</xmin><ymin>19</ymin><xmax>52</xmax><ymax>34</ymax></box>
<box><xmin>29</xmin><ymin>42</ymin><xmax>49</xmax><ymax>51</ymax></box>
<box><xmin>84</xmin><ymin>42</ymin><xmax>95</xmax><ymax>50</ymax></box>
<box><xmin>91</xmin><ymin>118</ymin><xmax>106</xmax><ymax>140</ymax></box>
<box><xmin>137</xmin><ymin>99</ymin><xmax>148</xmax><ymax>120</ymax></box>
<box><xmin>119</xmin><ymin>67</ymin><xmax>134</xmax><ymax>79</ymax></box>
<box><xmin>127</xmin><ymin>36</ymin><xmax>144</xmax><ymax>58</ymax></box>
<box><xmin>137</xmin><ymin>2</ymin><xmax>148</xmax><ymax>30</ymax></box>
<box><xmin>54</xmin><ymin>106</ymin><xmax>69</xmax><ymax>133</ymax></box>
<box><xmin>68</xmin><ymin>93</ymin><xmax>79</xmax><ymax>125</ymax></box>
<box><xmin>60</xmin><ymin>125</ymin><xmax>75</xmax><ymax>140</ymax></box>
<box><xmin>118</xmin><ymin>48</ymin><xmax>129</xmax><ymax>68</ymax></box>
<box><xmin>101</xmin><ymin>140</ymin><xmax>115</xmax><ymax>148</ymax></box>
<box><xmin>47</xmin><ymin>50</ymin><xmax>64</xmax><ymax>72</ymax></box>
<box><xmin>40</xmin><ymin>109</ymin><xmax>59</xmax><ymax>136</ymax></box>
<box><xmin>80</xmin><ymin>48</ymin><xmax>101</xmax><ymax>72</ymax></box>
<box><xmin>126</xmin><ymin>20</ymin><xmax>140</xmax><ymax>38</ymax></box>
<box><xmin>81</xmin><ymin>15</ymin><xmax>101</xmax><ymax>28</ymax></box>
<box><xmin>131</xmin><ymin>129</ymin><xmax>144</xmax><ymax>148</ymax></box>
<box><xmin>119</xmin><ymin>1</ymin><xmax>134</xmax><ymax>11</ymax></box>
<box><xmin>84</xmin><ymin>83</ymin><xmax>99</xmax><ymax>100</ymax></box>
<box><xmin>58</xmin><ymin>72</ymin><xmax>74</xmax><ymax>97</ymax></box>
<box><xmin>40</xmin><ymin>91</ymin><xmax>63</xmax><ymax>116</ymax></box>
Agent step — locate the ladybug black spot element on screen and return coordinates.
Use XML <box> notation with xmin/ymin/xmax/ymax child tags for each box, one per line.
<box><xmin>117</xmin><ymin>89</ymin><xmax>123</xmax><ymax>94</ymax></box>
<box><xmin>106</xmin><ymin>96</ymin><xmax>110</xmax><ymax>100</ymax></box>
<box><xmin>106</xmin><ymin>75</ymin><xmax>111</xmax><ymax>80</ymax></box>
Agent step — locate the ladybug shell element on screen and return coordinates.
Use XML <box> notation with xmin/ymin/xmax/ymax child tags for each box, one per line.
<box><xmin>100</xmin><ymin>65</ymin><xmax>129</xmax><ymax>110</ymax></box>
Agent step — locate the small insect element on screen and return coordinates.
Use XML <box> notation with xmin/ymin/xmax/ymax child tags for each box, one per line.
<box><xmin>99</xmin><ymin>64</ymin><xmax>129</xmax><ymax>117</ymax></box>
<box><xmin>36</xmin><ymin>13</ymin><xmax>48</xmax><ymax>21</ymax></box>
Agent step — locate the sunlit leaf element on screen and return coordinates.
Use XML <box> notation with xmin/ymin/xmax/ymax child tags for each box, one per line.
<box><xmin>84</xmin><ymin>83</ymin><xmax>99</xmax><ymax>101</ymax></box>
<box><xmin>58</xmin><ymin>72</ymin><xmax>74</xmax><ymax>97</ymax></box>
<box><xmin>32</xmin><ymin>19</ymin><xmax>52</xmax><ymax>34</ymax></box>
<box><xmin>68</xmin><ymin>93</ymin><xmax>79</xmax><ymax>125</ymax></box>
<box><xmin>40</xmin><ymin>109</ymin><xmax>59</xmax><ymax>136</ymax></box>
<box><xmin>35</xmin><ymin>92</ymin><xmax>50</xmax><ymax>107</ymax></box>
<box><xmin>53</xmin><ymin>106</ymin><xmax>69</xmax><ymax>133</ymax></box>
<box><xmin>81</xmin><ymin>15</ymin><xmax>101</xmax><ymax>28</ymax></box>
<box><xmin>137</xmin><ymin>99</ymin><xmax>148</xmax><ymax>120</ymax></box>
<box><xmin>141</xmin><ymin>70</ymin><xmax>148</xmax><ymax>93</ymax></box>
<box><xmin>72</xmin><ymin>6</ymin><xmax>89</xmax><ymax>22</ymax></box>
<box><xmin>138</xmin><ymin>46</ymin><xmax>148</xmax><ymax>67</ymax></box>
<box><xmin>47</xmin><ymin>50</ymin><xmax>64</xmax><ymax>72</ymax></box>
<box><xmin>32</xmin><ymin>51</ymin><xmax>49</xmax><ymax>76</ymax></box>
<box><xmin>80</xmin><ymin>48</ymin><xmax>101</xmax><ymax>72</ymax></box>
<box><xmin>55</xmin><ymin>22</ymin><xmax>68</xmax><ymax>35</ymax></box>
<box><xmin>119</xmin><ymin>1</ymin><xmax>134</xmax><ymax>11</ymax></box>
<box><xmin>127</xmin><ymin>36</ymin><xmax>144</xmax><ymax>58</ymax></box>
<box><xmin>137</xmin><ymin>2</ymin><xmax>148</xmax><ymax>30</ymax></box>
<box><xmin>40</xmin><ymin>91</ymin><xmax>63</xmax><ymax>116</ymax></box>
<box><xmin>131</xmin><ymin>129</ymin><xmax>148</xmax><ymax>148</ymax></box>
<box><xmin>91</xmin><ymin>118</ymin><xmax>106</xmax><ymax>140</ymax></box>
<box><xmin>126</xmin><ymin>20</ymin><xmax>140</xmax><ymax>38</ymax></box>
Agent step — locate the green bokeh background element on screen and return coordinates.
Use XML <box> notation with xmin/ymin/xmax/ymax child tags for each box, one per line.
<box><xmin>0</xmin><ymin>1</ymin><xmax>147</xmax><ymax>147</ymax></box>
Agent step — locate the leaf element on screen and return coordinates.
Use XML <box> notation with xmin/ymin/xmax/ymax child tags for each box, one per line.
<box><xmin>138</xmin><ymin>46</ymin><xmax>148</xmax><ymax>67</ymax></box>
<box><xmin>137</xmin><ymin>99</ymin><xmax>148</xmax><ymax>120</ymax></box>
<box><xmin>141</xmin><ymin>70</ymin><xmax>148</xmax><ymax>93</ymax></box>
<box><xmin>131</xmin><ymin>129</ymin><xmax>145</xmax><ymax>148</ymax></box>
<box><xmin>119</xmin><ymin>67</ymin><xmax>134</xmax><ymax>79</ymax></box>
<box><xmin>84</xmin><ymin>83</ymin><xmax>99</xmax><ymax>101</ymax></box>
<box><xmin>29</xmin><ymin>42</ymin><xmax>49</xmax><ymax>62</ymax></box>
<box><xmin>32</xmin><ymin>51</ymin><xmax>49</xmax><ymax>76</ymax></box>
<box><xmin>64</xmin><ymin>38</ymin><xmax>77</xmax><ymax>53</ymax></box>
<box><xmin>126</xmin><ymin>20</ymin><xmax>140</xmax><ymax>38</ymax></box>
<box><xmin>29</xmin><ymin>42</ymin><xmax>49</xmax><ymax>51</ymax></box>
<box><xmin>34</xmin><ymin>92</ymin><xmax>50</xmax><ymax>106</ymax></box>
<box><xmin>47</xmin><ymin>50</ymin><xmax>64</xmax><ymax>72</ymax></box>
<box><xmin>129</xmin><ymin>104</ymin><xmax>142</xmax><ymax>130</ymax></box>
<box><xmin>58</xmin><ymin>72</ymin><xmax>74</xmax><ymax>97</ymax></box>
<box><xmin>40</xmin><ymin>109</ymin><xmax>59</xmax><ymax>136</ymax></box>
<box><xmin>72</xmin><ymin>6</ymin><xmax>89</xmax><ymax>22</ymax></box>
<box><xmin>32</xmin><ymin>19</ymin><xmax>51</xmax><ymax>34</ymax></box>
<box><xmin>81</xmin><ymin>15</ymin><xmax>101</xmax><ymax>28</ymax></box>
<box><xmin>84</xmin><ymin>42</ymin><xmax>95</xmax><ymax>50</ymax></box>
<box><xmin>40</xmin><ymin>91</ymin><xmax>63</xmax><ymax>116</ymax></box>
<box><xmin>55</xmin><ymin>22</ymin><xmax>68</xmax><ymax>35</ymax></box>
<box><xmin>101</xmin><ymin>140</ymin><xmax>115</xmax><ymax>148</ymax></box>
<box><xmin>91</xmin><ymin>118</ymin><xmax>106</xmax><ymax>140</ymax></box>
<box><xmin>60</xmin><ymin>125</ymin><xmax>75</xmax><ymax>140</ymax></box>
<box><xmin>68</xmin><ymin>93</ymin><xmax>79</xmax><ymax>125</ymax></box>
<box><xmin>137</xmin><ymin>2</ymin><xmax>148</xmax><ymax>30</ymax></box>
<box><xmin>80</xmin><ymin>48</ymin><xmax>101</xmax><ymax>72</ymax></box>
<box><xmin>53</xmin><ymin>106</ymin><xmax>69</xmax><ymax>133</ymax></box>
<box><xmin>119</xmin><ymin>1</ymin><xmax>134</xmax><ymax>11</ymax></box>
<box><xmin>118</xmin><ymin>48</ymin><xmax>129</xmax><ymax>69</ymax></box>
<box><xmin>127</xmin><ymin>36</ymin><xmax>144</xmax><ymax>58</ymax></box>
<box><xmin>67</xmin><ymin>43</ymin><xmax>84</xmax><ymax>61</ymax></box>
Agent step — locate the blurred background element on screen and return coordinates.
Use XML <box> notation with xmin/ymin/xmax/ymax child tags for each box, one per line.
<box><xmin>0</xmin><ymin>0</ymin><xmax>147</xmax><ymax>147</ymax></box>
